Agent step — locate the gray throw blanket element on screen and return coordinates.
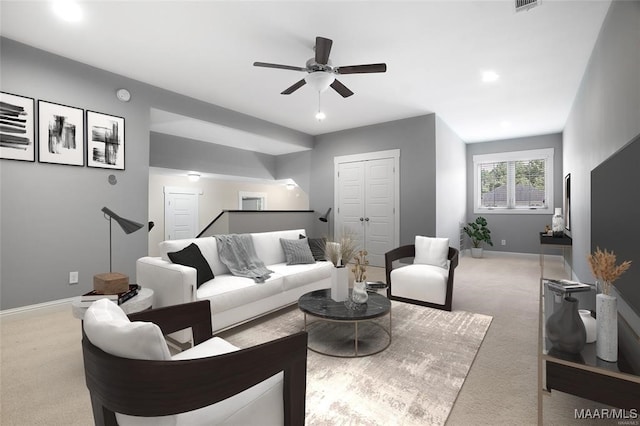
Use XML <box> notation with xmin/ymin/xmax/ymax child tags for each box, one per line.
<box><xmin>215</xmin><ymin>234</ymin><xmax>273</xmax><ymax>283</ymax></box>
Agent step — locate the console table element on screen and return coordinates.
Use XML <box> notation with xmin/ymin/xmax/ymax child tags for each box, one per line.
<box><xmin>539</xmin><ymin>232</ymin><xmax>572</xmax><ymax>279</ymax></box>
<box><xmin>537</xmin><ymin>279</ymin><xmax>640</xmax><ymax>424</ymax></box>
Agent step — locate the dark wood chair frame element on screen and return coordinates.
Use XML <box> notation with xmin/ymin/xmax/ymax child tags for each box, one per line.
<box><xmin>82</xmin><ymin>300</ymin><xmax>308</xmax><ymax>426</ymax></box>
<box><xmin>385</xmin><ymin>245</ymin><xmax>459</xmax><ymax>311</ymax></box>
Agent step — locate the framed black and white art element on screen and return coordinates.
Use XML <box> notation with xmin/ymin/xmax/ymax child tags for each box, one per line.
<box><xmin>86</xmin><ymin>110</ymin><xmax>125</xmax><ymax>170</ymax></box>
<box><xmin>38</xmin><ymin>100</ymin><xmax>85</xmax><ymax>166</ymax></box>
<box><xmin>0</xmin><ymin>92</ymin><xmax>36</xmax><ymax>162</ymax></box>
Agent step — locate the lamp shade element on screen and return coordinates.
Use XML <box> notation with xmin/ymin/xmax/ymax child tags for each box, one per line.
<box><xmin>319</xmin><ymin>207</ymin><xmax>332</xmax><ymax>222</ymax></box>
<box><xmin>101</xmin><ymin>207</ymin><xmax>144</xmax><ymax>234</ymax></box>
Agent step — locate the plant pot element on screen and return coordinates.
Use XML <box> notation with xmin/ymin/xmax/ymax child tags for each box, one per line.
<box><xmin>330</xmin><ymin>266</ymin><xmax>349</xmax><ymax>302</ymax></box>
<box><xmin>471</xmin><ymin>247</ymin><xmax>483</xmax><ymax>258</ymax></box>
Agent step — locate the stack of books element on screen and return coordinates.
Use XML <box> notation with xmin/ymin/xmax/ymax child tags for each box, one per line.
<box><xmin>545</xmin><ymin>279</ymin><xmax>592</xmax><ymax>294</ymax></box>
<box><xmin>78</xmin><ymin>284</ymin><xmax>140</xmax><ymax>307</ymax></box>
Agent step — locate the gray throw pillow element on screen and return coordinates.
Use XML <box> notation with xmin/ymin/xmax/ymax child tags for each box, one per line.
<box><xmin>280</xmin><ymin>238</ymin><xmax>316</xmax><ymax>265</ymax></box>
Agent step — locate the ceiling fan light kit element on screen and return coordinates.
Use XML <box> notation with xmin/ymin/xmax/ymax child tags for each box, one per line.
<box><xmin>305</xmin><ymin>72</ymin><xmax>335</xmax><ymax>93</ymax></box>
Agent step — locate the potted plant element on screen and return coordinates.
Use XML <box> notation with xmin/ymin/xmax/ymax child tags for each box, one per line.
<box><xmin>463</xmin><ymin>216</ymin><xmax>493</xmax><ymax>258</ymax></box>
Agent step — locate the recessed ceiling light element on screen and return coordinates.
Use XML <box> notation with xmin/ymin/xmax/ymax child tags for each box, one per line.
<box><xmin>500</xmin><ymin>121</ymin><xmax>511</xmax><ymax>128</ymax></box>
<box><xmin>482</xmin><ymin>70</ymin><xmax>500</xmax><ymax>83</ymax></box>
<box><xmin>52</xmin><ymin>1</ymin><xmax>83</xmax><ymax>23</ymax></box>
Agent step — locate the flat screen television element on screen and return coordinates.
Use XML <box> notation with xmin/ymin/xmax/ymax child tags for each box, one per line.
<box><xmin>591</xmin><ymin>132</ymin><xmax>640</xmax><ymax>369</ymax></box>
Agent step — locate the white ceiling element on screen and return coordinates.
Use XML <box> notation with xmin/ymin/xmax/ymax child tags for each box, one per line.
<box><xmin>0</xmin><ymin>0</ymin><xmax>612</xmax><ymax>154</ymax></box>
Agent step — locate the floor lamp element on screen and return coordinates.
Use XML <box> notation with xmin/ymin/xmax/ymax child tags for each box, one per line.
<box><xmin>96</xmin><ymin>207</ymin><xmax>144</xmax><ymax>294</ymax></box>
<box><xmin>319</xmin><ymin>207</ymin><xmax>332</xmax><ymax>240</ymax></box>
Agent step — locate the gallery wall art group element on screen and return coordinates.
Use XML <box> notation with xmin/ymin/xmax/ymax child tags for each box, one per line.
<box><xmin>0</xmin><ymin>91</ymin><xmax>125</xmax><ymax>170</ymax></box>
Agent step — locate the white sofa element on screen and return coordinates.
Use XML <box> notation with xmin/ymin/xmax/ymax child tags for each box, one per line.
<box><xmin>137</xmin><ymin>229</ymin><xmax>331</xmax><ymax>343</ymax></box>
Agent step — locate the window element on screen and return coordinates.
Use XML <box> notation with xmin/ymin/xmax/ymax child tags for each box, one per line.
<box><xmin>473</xmin><ymin>148</ymin><xmax>554</xmax><ymax>214</ymax></box>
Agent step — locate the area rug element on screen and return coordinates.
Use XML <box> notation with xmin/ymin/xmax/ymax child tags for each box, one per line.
<box><xmin>220</xmin><ymin>302</ymin><xmax>492</xmax><ymax>425</ymax></box>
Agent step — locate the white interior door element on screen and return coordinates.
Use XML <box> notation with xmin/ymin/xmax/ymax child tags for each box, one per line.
<box><xmin>337</xmin><ymin>162</ymin><xmax>365</xmax><ymax>250</ymax></box>
<box><xmin>164</xmin><ymin>187</ymin><xmax>199</xmax><ymax>240</ymax></box>
<box><xmin>364</xmin><ymin>158</ymin><xmax>395</xmax><ymax>266</ymax></box>
<box><xmin>335</xmin><ymin>150</ymin><xmax>398</xmax><ymax>267</ymax></box>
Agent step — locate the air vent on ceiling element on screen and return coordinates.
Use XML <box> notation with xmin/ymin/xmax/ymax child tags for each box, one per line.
<box><xmin>515</xmin><ymin>0</ymin><xmax>541</xmax><ymax>13</ymax></box>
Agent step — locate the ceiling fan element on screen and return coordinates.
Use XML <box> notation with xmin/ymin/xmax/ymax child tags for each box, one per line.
<box><xmin>253</xmin><ymin>36</ymin><xmax>387</xmax><ymax>98</ymax></box>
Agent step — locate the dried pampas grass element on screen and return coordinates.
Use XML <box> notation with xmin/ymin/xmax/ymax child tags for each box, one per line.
<box><xmin>587</xmin><ymin>247</ymin><xmax>632</xmax><ymax>295</ymax></box>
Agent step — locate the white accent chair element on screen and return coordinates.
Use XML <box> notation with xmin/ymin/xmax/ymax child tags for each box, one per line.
<box><xmin>82</xmin><ymin>299</ymin><xmax>307</xmax><ymax>426</ymax></box>
<box><xmin>385</xmin><ymin>236</ymin><xmax>459</xmax><ymax>311</ymax></box>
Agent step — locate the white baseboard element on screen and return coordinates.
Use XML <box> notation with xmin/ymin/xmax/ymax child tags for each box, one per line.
<box><xmin>0</xmin><ymin>297</ymin><xmax>74</xmax><ymax>319</ymax></box>
<box><xmin>461</xmin><ymin>249</ymin><xmax>553</xmax><ymax>260</ymax></box>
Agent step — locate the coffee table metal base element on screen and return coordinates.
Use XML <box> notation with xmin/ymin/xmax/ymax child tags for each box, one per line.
<box><xmin>303</xmin><ymin>310</ymin><xmax>392</xmax><ymax>358</ymax></box>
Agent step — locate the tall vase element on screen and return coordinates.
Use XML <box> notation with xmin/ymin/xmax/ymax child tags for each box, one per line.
<box><xmin>331</xmin><ymin>266</ymin><xmax>349</xmax><ymax>302</ymax></box>
<box><xmin>545</xmin><ymin>296</ymin><xmax>586</xmax><ymax>354</ymax></box>
<box><xmin>352</xmin><ymin>281</ymin><xmax>369</xmax><ymax>304</ymax></box>
<box><xmin>596</xmin><ymin>293</ymin><xmax>617</xmax><ymax>362</ymax></box>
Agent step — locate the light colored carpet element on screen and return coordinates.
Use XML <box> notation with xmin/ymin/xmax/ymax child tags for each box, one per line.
<box><xmin>220</xmin><ymin>302</ymin><xmax>492</xmax><ymax>425</ymax></box>
<box><xmin>0</xmin><ymin>252</ymin><xmax>617</xmax><ymax>425</ymax></box>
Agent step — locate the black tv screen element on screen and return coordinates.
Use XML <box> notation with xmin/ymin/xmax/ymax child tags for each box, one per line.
<box><xmin>591</xmin><ymin>133</ymin><xmax>640</xmax><ymax>315</ymax></box>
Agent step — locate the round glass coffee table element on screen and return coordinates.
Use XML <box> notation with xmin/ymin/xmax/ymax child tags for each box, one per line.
<box><xmin>298</xmin><ymin>288</ymin><xmax>391</xmax><ymax>358</ymax></box>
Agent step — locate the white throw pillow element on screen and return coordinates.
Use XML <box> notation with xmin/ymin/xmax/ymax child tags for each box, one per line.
<box><xmin>83</xmin><ymin>299</ymin><xmax>171</xmax><ymax>361</ymax></box>
<box><xmin>413</xmin><ymin>236</ymin><xmax>449</xmax><ymax>269</ymax></box>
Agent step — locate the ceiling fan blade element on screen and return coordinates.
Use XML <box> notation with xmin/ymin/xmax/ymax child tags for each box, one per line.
<box><xmin>253</xmin><ymin>62</ymin><xmax>307</xmax><ymax>72</ymax></box>
<box><xmin>335</xmin><ymin>63</ymin><xmax>387</xmax><ymax>74</ymax></box>
<box><xmin>281</xmin><ymin>79</ymin><xmax>307</xmax><ymax>95</ymax></box>
<box><xmin>315</xmin><ymin>37</ymin><xmax>333</xmax><ymax>65</ymax></box>
<box><xmin>330</xmin><ymin>79</ymin><xmax>354</xmax><ymax>98</ymax></box>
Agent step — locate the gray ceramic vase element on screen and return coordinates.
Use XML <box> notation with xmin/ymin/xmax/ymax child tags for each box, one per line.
<box><xmin>546</xmin><ymin>296</ymin><xmax>587</xmax><ymax>354</ymax></box>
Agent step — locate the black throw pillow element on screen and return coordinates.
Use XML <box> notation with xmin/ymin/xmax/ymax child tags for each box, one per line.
<box><xmin>167</xmin><ymin>243</ymin><xmax>214</xmax><ymax>288</ymax></box>
<box><xmin>299</xmin><ymin>234</ymin><xmax>327</xmax><ymax>261</ymax></box>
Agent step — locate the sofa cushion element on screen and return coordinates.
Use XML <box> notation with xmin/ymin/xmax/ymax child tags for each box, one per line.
<box><xmin>83</xmin><ymin>299</ymin><xmax>171</xmax><ymax>361</ymax></box>
<box><xmin>197</xmin><ymin>274</ymin><xmax>284</xmax><ymax>313</ymax></box>
<box><xmin>280</xmin><ymin>238</ymin><xmax>315</xmax><ymax>265</ymax></box>
<box><xmin>300</xmin><ymin>234</ymin><xmax>327</xmax><ymax>261</ymax></box>
<box><xmin>168</xmin><ymin>243</ymin><xmax>214</xmax><ymax>288</ymax></box>
<box><xmin>118</xmin><ymin>335</ymin><xmax>284</xmax><ymax>426</ymax></box>
<box><xmin>268</xmin><ymin>262</ymin><xmax>333</xmax><ymax>292</ymax></box>
<box><xmin>251</xmin><ymin>229</ymin><xmax>306</xmax><ymax>266</ymax></box>
<box><xmin>414</xmin><ymin>236</ymin><xmax>449</xmax><ymax>269</ymax></box>
<box><xmin>390</xmin><ymin>264</ymin><xmax>448</xmax><ymax>305</ymax></box>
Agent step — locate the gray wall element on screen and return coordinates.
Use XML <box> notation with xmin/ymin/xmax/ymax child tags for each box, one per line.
<box><xmin>310</xmin><ymin>115</ymin><xmax>437</xmax><ymax>246</ymax></box>
<box><xmin>563</xmin><ymin>0</ymin><xmax>640</xmax><ymax>284</ymax></box>
<box><xmin>465</xmin><ymin>133</ymin><xmax>563</xmax><ymax>254</ymax></box>
<box><xmin>276</xmin><ymin>150</ymin><xmax>313</xmax><ymax>195</ymax></box>
<box><xmin>436</xmin><ymin>116</ymin><xmax>467</xmax><ymax>250</ymax></box>
<box><xmin>0</xmin><ymin>38</ymin><xmax>150</xmax><ymax>309</ymax></box>
<box><xmin>0</xmin><ymin>38</ymin><xmax>312</xmax><ymax>310</ymax></box>
<box><xmin>150</xmin><ymin>132</ymin><xmax>278</xmax><ymax>180</ymax></box>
